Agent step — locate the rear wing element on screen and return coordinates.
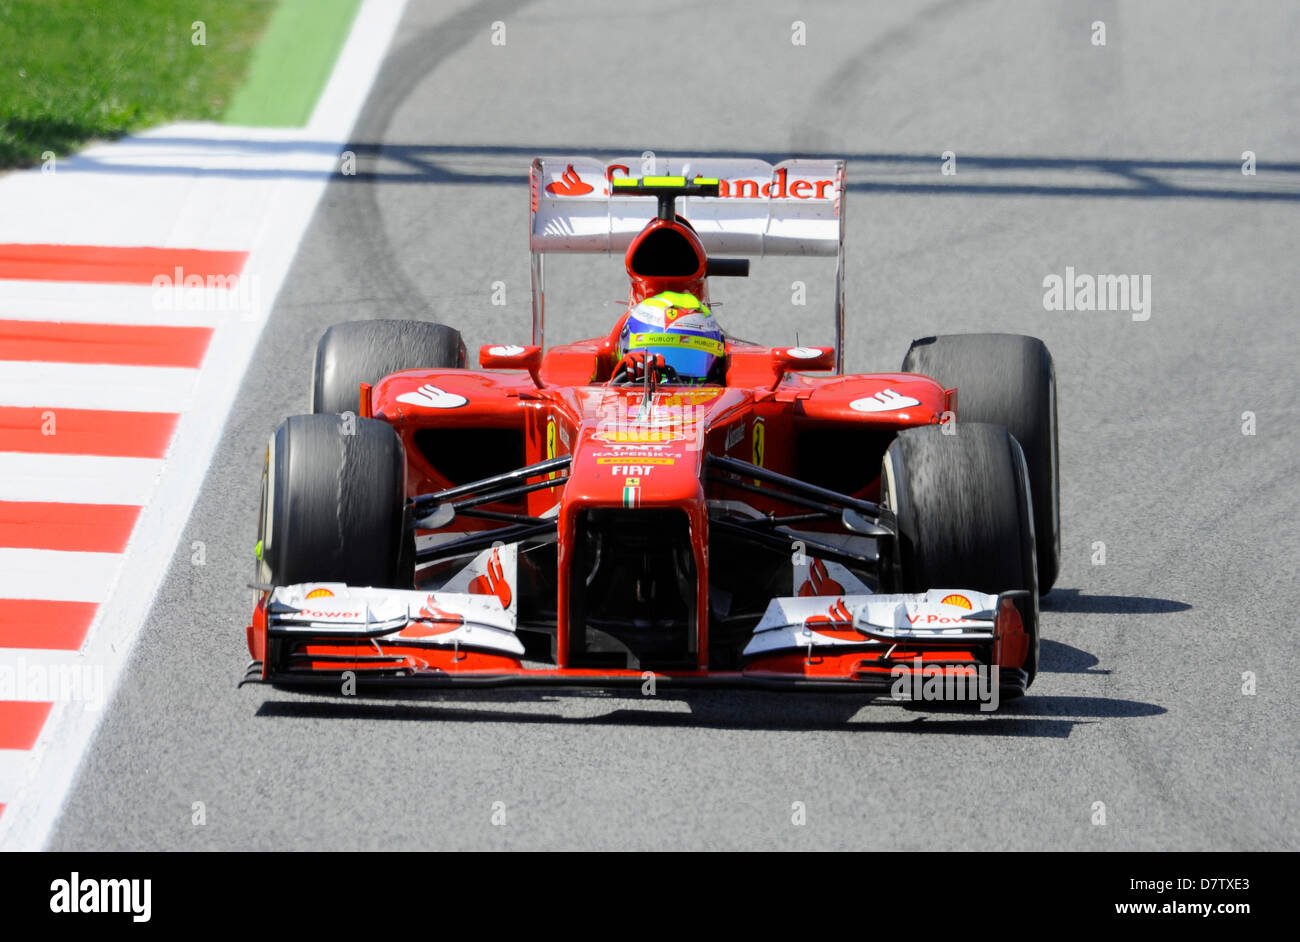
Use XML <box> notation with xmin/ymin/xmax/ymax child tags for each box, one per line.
<box><xmin>528</xmin><ymin>156</ymin><xmax>847</xmax><ymax>371</ymax></box>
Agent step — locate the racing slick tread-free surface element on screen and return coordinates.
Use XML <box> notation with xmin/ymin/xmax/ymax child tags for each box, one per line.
<box><xmin>884</xmin><ymin>422</ymin><xmax>1040</xmax><ymax>685</ymax></box>
<box><xmin>311</xmin><ymin>319</ymin><xmax>467</xmax><ymax>414</ymax></box>
<box><xmin>901</xmin><ymin>333</ymin><xmax>1060</xmax><ymax>594</ymax></box>
<box><xmin>264</xmin><ymin>413</ymin><xmax>407</xmax><ymax>588</ymax></box>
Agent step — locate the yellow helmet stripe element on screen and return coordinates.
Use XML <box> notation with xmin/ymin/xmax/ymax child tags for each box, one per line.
<box><xmin>628</xmin><ymin>332</ymin><xmax>725</xmax><ymax>356</ymax></box>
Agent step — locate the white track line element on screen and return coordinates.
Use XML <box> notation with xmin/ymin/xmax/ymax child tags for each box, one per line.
<box><xmin>0</xmin><ymin>282</ymin><xmax>226</xmax><ymax>327</ymax></box>
<box><xmin>0</xmin><ymin>751</ymin><xmax>37</xmax><ymax>806</ymax></box>
<box><xmin>0</xmin><ymin>549</ymin><xmax>120</xmax><ymax>602</ymax></box>
<box><xmin>0</xmin><ymin>0</ymin><xmax>411</xmax><ymax>852</ymax></box>
<box><xmin>0</xmin><ymin>361</ymin><xmax>198</xmax><ymax>413</ymax></box>
<box><xmin>0</xmin><ymin>453</ymin><xmax>164</xmax><ymax>504</ymax></box>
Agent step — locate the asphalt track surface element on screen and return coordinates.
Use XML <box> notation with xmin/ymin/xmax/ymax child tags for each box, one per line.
<box><xmin>51</xmin><ymin>0</ymin><xmax>1299</xmax><ymax>850</ymax></box>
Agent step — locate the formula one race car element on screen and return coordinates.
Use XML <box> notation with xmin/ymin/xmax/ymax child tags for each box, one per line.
<box><xmin>243</xmin><ymin>156</ymin><xmax>1059</xmax><ymax>709</ymax></box>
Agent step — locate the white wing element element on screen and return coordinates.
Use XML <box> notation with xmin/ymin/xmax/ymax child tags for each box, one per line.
<box><xmin>530</xmin><ymin>156</ymin><xmax>845</xmax><ymax>257</ymax></box>
<box><xmin>268</xmin><ymin>582</ymin><xmax>524</xmax><ymax>657</ymax></box>
<box><xmin>742</xmin><ymin>590</ymin><xmax>1000</xmax><ymax>657</ymax></box>
<box><xmin>437</xmin><ymin>543</ymin><xmax>518</xmax><ymax>617</ymax></box>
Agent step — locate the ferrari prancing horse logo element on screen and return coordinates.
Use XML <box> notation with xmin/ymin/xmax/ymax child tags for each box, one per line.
<box><xmin>545</xmin><ymin>417</ymin><xmax>559</xmax><ymax>489</ymax></box>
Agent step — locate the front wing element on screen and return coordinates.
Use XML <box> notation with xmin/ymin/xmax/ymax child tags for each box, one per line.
<box><xmin>244</xmin><ymin>584</ymin><xmax>1032</xmax><ymax>704</ymax></box>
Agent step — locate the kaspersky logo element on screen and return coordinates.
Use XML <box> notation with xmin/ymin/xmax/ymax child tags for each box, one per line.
<box><xmin>546</xmin><ymin>163</ymin><xmax>836</xmax><ymax>200</ymax></box>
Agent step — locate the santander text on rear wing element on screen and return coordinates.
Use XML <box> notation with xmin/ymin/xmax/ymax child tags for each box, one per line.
<box><xmin>527</xmin><ymin>155</ymin><xmax>847</xmax><ymax>369</ymax></box>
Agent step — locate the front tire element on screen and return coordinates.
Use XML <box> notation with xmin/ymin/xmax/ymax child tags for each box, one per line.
<box><xmin>901</xmin><ymin>333</ymin><xmax>1060</xmax><ymax>593</ymax></box>
<box><xmin>258</xmin><ymin>413</ymin><xmax>410</xmax><ymax>588</ymax></box>
<box><xmin>311</xmin><ymin>319</ymin><xmax>466</xmax><ymax>414</ymax></box>
<box><xmin>882</xmin><ymin>422</ymin><xmax>1039</xmax><ymax>691</ymax></box>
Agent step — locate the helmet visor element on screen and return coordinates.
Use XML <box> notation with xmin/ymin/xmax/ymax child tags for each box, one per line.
<box><xmin>627</xmin><ymin>331</ymin><xmax>723</xmax><ymax>381</ymax></box>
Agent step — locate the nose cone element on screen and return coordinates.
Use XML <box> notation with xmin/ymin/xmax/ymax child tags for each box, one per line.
<box><xmin>567</xmin><ymin>388</ymin><xmax>714</xmax><ymax>508</ymax></box>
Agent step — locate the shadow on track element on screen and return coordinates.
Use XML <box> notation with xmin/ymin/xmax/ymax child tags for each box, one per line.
<box><xmin>1042</xmin><ymin>588</ymin><xmax>1191</xmax><ymax>615</ymax></box>
<box><xmin>248</xmin><ymin>612</ymin><xmax>1164</xmax><ymax>738</ymax></box>
<box><xmin>253</xmin><ymin>687</ymin><xmax>1163</xmax><ymax>739</ymax></box>
<box><xmin>1040</xmin><ymin>638</ymin><xmax>1111</xmax><ymax>675</ymax></box>
<box><xmin>52</xmin><ymin>139</ymin><xmax>1300</xmax><ymax>203</ymax></box>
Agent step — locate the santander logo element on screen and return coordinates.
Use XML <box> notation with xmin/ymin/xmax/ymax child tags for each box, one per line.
<box><xmin>797</xmin><ymin>558</ymin><xmax>844</xmax><ymax>597</ymax></box>
<box><xmin>543</xmin><ymin>163</ymin><xmax>838</xmax><ymax>201</ymax></box>
<box><xmin>545</xmin><ymin>164</ymin><xmax>594</xmax><ymax>196</ymax></box>
<box><xmin>468</xmin><ymin>546</ymin><xmax>512</xmax><ymax>610</ymax></box>
<box><xmin>802</xmin><ymin>598</ymin><xmax>865</xmax><ymax>641</ymax></box>
<box><xmin>397</xmin><ymin>384</ymin><xmax>468</xmax><ymax>409</ymax></box>
<box><xmin>850</xmin><ymin>389</ymin><xmax>921</xmax><ymax>413</ymax></box>
<box><xmin>403</xmin><ymin>598</ymin><xmax>465</xmax><ymax>638</ymax></box>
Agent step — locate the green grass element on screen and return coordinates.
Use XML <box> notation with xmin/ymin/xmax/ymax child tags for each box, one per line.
<box><xmin>0</xmin><ymin>0</ymin><xmax>275</xmax><ymax>168</ymax></box>
<box><xmin>224</xmin><ymin>0</ymin><xmax>360</xmax><ymax>127</ymax></box>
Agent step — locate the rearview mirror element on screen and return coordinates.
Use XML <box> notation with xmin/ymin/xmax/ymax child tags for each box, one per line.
<box><xmin>771</xmin><ymin>346</ymin><xmax>834</xmax><ymax>373</ymax></box>
<box><xmin>479</xmin><ymin>344</ymin><xmax>543</xmax><ymax>387</ymax></box>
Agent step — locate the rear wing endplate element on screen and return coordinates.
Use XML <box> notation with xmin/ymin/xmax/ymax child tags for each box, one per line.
<box><xmin>528</xmin><ymin>156</ymin><xmax>847</xmax><ymax>371</ymax></box>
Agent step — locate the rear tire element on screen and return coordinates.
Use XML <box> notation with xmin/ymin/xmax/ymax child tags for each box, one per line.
<box><xmin>882</xmin><ymin>422</ymin><xmax>1039</xmax><ymax>691</ymax></box>
<box><xmin>901</xmin><ymin>333</ymin><xmax>1060</xmax><ymax>593</ymax></box>
<box><xmin>258</xmin><ymin>413</ymin><xmax>410</xmax><ymax>588</ymax></box>
<box><xmin>311</xmin><ymin>319</ymin><xmax>466</xmax><ymax>414</ymax></box>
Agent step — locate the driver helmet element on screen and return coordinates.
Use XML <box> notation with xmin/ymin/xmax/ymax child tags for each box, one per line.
<box><xmin>619</xmin><ymin>291</ymin><xmax>724</xmax><ymax>383</ymax></box>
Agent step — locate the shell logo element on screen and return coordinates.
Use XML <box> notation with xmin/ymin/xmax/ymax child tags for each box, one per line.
<box><xmin>592</xmin><ymin>426</ymin><xmax>685</xmax><ymax>444</ymax></box>
<box><xmin>940</xmin><ymin>594</ymin><xmax>973</xmax><ymax>610</ymax></box>
<box><xmin>305</xmin><ymin>588</ymin><xmax>334</xmax><ymax>600</ymax></box>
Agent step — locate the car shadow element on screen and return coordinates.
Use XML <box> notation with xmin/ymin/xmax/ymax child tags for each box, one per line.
<box><xmin>250</xmin><ymin>604</ymin><xmax>1165</xmax><ymax>739</ymax></box>
<box><xmin>1040</xmin><ymin>638</ymin><xmax>1110</xmax><ymax>675</ymax></box>
<box><xmin>254</xmin><ymin>685</ymin><xmax>1162</xmax><ymax>739</ymax></box>
<box><xmin>1042</xmin><ymin>588</ymin><xmax>1191</xmax><ymax>615</ymax></box>
<box><xmin>46</xmin><ymin>138</ymin><xmax>1300</xmax><ymax>203</ymax></box>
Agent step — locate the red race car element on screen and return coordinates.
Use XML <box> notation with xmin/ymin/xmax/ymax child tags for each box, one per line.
<box><xmin>243</xmin><ymin>156</ymin><xmax>1059</xmax><ymax>710</ymax></box>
